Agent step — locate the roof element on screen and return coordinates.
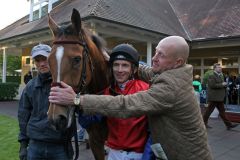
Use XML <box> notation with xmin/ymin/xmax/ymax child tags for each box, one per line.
<box><xmin>0</xmin><ymin>0</ymin><xmax>240</xmax><ymax>42</ymax></box>
<box><xmin>170</xmin><ymin>0</ymin><xmax>240</xmax><ymax>40</ymax></box>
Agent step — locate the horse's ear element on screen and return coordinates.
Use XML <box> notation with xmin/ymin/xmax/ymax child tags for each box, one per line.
<box><xmin>48</xmin><ymin>13</ymin><xmax>59</xmax><ymax>37</ymax></box>
<box><xmin>71</xmin><ymin>8</ymin><xmax>82</xmax><ymax>34</ymax></box>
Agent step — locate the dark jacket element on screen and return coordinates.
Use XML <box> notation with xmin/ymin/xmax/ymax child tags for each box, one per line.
<box><xmin>207</xmin><ymin>72</ymin><xmax>226</xmax><ymax>102</ymax></box>
<box><xmin>24</xmin><ymin>73</ymin><xmax>32</xmax><ymax>84</ymax></box>
<box><xmin>18</xmin><ymin>72</ymin><xmax>73</xmax><ymax>143</ymax></box>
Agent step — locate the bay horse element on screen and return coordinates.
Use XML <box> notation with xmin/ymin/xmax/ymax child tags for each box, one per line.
<box><xmin>47</xmin><ymin>8</ymin><xmax>110</xmax><ymax>160</ymax></box>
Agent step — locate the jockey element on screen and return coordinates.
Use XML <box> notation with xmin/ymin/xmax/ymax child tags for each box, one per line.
<box><xmin>78</xmin><ymin>44</ymin><xmax>154</xmax><ymax>160</ymax></box>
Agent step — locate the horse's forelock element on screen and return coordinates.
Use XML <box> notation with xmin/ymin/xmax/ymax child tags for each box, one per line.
<box><xmin>57</xmin><ymin>24</ymin><xmax>78</xmax><ymax>37</ymax></box>
<box><xmin>57</xmin><ymin>22</ymin><xmax>106</xmax><ymax>52</ymax></box>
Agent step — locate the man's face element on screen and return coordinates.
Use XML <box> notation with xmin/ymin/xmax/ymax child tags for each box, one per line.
<box><xmin>215</xmin><ymin>65</ymin><xmax>222</xmax><ymax>73</ymax></box>
<box><xmin>34</xmin><ymin>55</ymin><xmax>50</xmax><ymax>74</ymax></box>
<box><xmin>152</xmin><ymin>42</ymin><xmax>177</xmax><ymax>74</ymax></box>
<box><xmin>112</xmin><ymin>60</ymin><xmax>133</xmax><ymax>85</ymax></box>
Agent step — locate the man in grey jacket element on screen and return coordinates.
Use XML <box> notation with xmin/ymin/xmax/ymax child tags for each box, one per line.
<box><xmin>49</xmin><ymin>36</ymin><xmax>213</xmax><ymax>160</ymax></box>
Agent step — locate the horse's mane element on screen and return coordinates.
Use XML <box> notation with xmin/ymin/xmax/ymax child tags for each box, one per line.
<box><xmin>91</xmin><ymin>34</ymin><xmax>106</xmax><ymax>51</ymax></box>
<box><xmin>90</xmin><ymin>34</ymin><xmax>110</xmax><ymax>61</ymax></box>
<box><xmin>85</xmin><ymin>32</ymin><xmax>111</xmax><ymax>93</ymax></box>
<box><xmin>75</xmin><ymin>25</ymin><xmax>111</xmax><ymax>93</ymax></box>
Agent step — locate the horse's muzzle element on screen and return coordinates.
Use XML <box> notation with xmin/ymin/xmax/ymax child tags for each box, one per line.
<box><xmin>48</xmin><ymin>103</ymin><xmax>75</xmax><ymax>131</ymax></box>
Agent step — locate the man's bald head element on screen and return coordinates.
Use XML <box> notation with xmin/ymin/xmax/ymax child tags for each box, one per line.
<box><xmin>159</xmin><ymin>36</ymin><xmax>189</xmax><ymax>62</ymax></box>
<box><xmin>152</xmin><ymin>36</ymin><xmax>190</xmax><ymax>73</ymax></box>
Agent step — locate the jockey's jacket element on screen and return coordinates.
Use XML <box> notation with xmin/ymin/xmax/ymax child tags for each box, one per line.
<box><xmin>105</xmin><ymin>79</ymin><xmax>149</xmax><ymax>153</ymax></box>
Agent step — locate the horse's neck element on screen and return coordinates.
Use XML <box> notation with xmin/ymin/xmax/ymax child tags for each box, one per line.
<box><xmin>86</xmin><ymin>37</ymin><xmax>111</xmax><ymax>94</ymax></box>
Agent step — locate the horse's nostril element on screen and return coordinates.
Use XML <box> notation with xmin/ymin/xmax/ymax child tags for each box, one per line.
<box><xmin>55</xmin><ymin>115</ymin><xmax>68</xmax><ymax>131</ymax></box>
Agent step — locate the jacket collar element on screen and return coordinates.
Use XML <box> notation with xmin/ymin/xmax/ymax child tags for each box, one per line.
<box><xmin>151</xmin><ymin>64</ymin><xmax>193</xmax><ymax>83</ymax></box>
<box><xmin>33</xmin><ymin>73</ymin><xmax>52</xmax><ymax>88</ymax></box>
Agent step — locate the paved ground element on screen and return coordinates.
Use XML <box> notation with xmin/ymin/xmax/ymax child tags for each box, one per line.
<box><xmin>207</xmin><ymin>119</ymin><xmax>240</xmax><ymax>160</ymax></box>
<box><xmin>0</xmin><ymin>100</ymin><xmax>19</xmax><ymax>118</ymax></box>
<box><xmin>1</xmin><ymin>101</ymin><xmax>240</xmax><ymax>160</ymax></box>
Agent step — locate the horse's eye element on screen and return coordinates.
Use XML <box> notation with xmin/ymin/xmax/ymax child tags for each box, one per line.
<box><xmin>72</xmin><ymin>56</ymin><xmax>81</xmax><ymax>68</ymax></box>
<box><xmin>73</xmin><ymin>56</ymin><xmax>81</xmax><ymax>63</ymax></box>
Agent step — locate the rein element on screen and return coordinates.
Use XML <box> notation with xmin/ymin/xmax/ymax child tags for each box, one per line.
<box><xmin>51</xmin><ymin>38</ymin><xmax>93</xmax><ymax>160</ymax></box>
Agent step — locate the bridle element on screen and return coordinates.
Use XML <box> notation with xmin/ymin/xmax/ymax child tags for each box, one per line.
<box><xmin>51</xmin><ymin>38</ymin><xmax>94</xmax><ymax>93</ymax></box>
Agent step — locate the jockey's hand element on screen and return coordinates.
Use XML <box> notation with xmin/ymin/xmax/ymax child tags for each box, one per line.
<box><xmin>49</xmin><ymin>81</ymin><xmax>76</xmax><ymax>106</ymax></box>
<box><xmin>19</xmin><ymin>141</ymin><xmax>28</xmax><ymax>160</ymax></box>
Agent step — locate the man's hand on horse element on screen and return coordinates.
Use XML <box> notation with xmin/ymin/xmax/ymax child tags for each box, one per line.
<box><xmin>49</xmin><ymin>81</ymin><xmax>76</xmax><ymax>106</ymax></box>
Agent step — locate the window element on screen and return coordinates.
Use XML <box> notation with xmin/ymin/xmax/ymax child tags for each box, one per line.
<box><xmin>193</xmin><ymin>69</ymin><xmax>201</xmax><ymax>78</ymax></box>
<box><xmin>26</xmin><ymin>57</ymin><xmax>31</xmax><ymax>65</ymax></box>
<box><xmin>204</xmin><ymin>58</ymin><xmax>218</xmax><ymax>66</ymax></box>
<box><xmin>139</xmin><ymin>55</ymin><xmax>147</xmax><ymax>63</ymax></box>
<box><xmin>30</xmin><ymin>0</ymin><xmax>59</xmax><ymax>21</ymax></box>
<box><xmin>222</xmin><ymin>57</ymin><xmax>238</xmax><ymax>67</ymax></box>
<box><xmin>222</xmin><ymin>68</ymin><xmax>238</xmax><ymax>77</ymax></box>
<box><xmin>188</xmin><ymin>59</ymin><xmax>201</xmax><ymax>67</ymax></box>
<box><xmin>32</xmin><ymin>3</ymin><xmax>48</xmax><ymax>21</ymax></box>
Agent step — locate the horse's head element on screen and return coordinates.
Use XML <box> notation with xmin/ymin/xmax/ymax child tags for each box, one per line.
<box><xmin>47</xmin><ymin>9</ymin><xmax>110</xmax><ymax>131</ymax></box>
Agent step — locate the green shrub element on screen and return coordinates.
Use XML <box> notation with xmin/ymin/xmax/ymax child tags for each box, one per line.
<box><xmin>0</xmin><ymin>82</ymin><xmax>19</xmax><ymax>101</ymax></box>
<box><xmin>0</xmin><ymin>76</ymin><xmax>21</xmax><ymax>84</ymax></box>
<box><xmin>7</xmin><ymin>76</ymin><xmax>21</xmax><ymax>83</ymax></box>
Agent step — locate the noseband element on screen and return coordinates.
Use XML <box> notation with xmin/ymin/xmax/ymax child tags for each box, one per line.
<box><xmin>52</xmin><ymin>39</ymin><xmax>94</xmax><ymax>93</ymax></box>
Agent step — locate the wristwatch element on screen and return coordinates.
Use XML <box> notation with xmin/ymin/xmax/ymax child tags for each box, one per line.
<box><xmin>74</xmin><ymin>93</ymin><xmax>81</xmax><ymax>105</ymax></box>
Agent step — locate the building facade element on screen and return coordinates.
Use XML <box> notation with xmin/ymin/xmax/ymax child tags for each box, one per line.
<box><xmin>0</xmin><ymin>0</ymin><xmax>240</xmax><ymax>85</ymax></box>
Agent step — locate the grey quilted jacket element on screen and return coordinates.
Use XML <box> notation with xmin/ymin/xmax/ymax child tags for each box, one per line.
<box><xmin>82</xmin><ymin>64</ymin><xmax>213</xmax><ymax>160</ymax></box>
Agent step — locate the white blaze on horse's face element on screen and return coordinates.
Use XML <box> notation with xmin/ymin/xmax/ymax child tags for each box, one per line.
<box><xmin>53</xmin><ymin>45</ymin><xmax>75</xmax><ymax>130</ymax></box>
<box><xmin>56</xmin><ymin>46</ymin><xmax>64</xmax><ymax>82</ymax></box>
